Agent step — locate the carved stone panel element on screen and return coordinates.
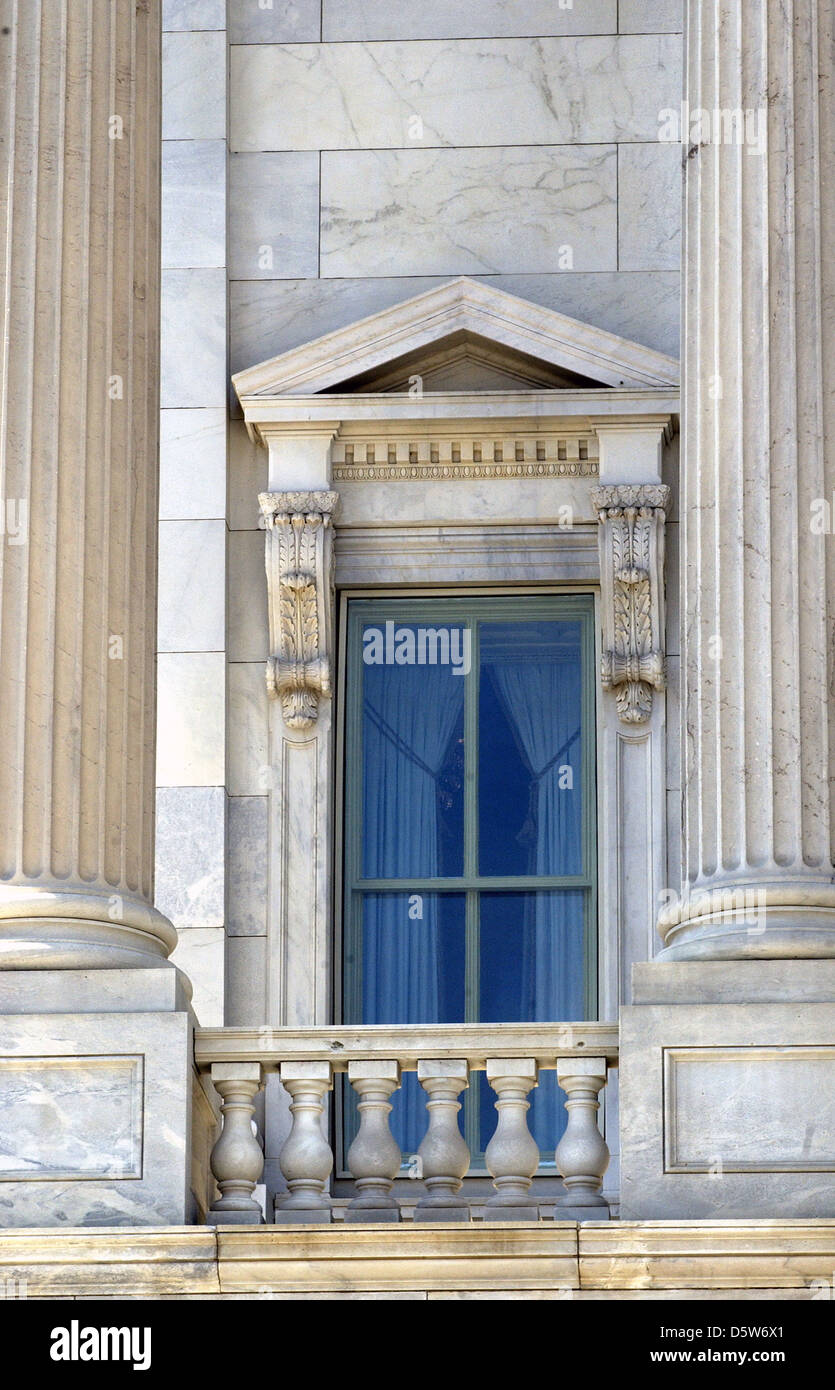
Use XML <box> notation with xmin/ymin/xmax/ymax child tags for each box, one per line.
<box><xmin>259</xmin><ymin>491</ymin><xmax>339</xmax><ymax>731</ymax></box>
<box><xmin>592</xmin><ymin>484</ymin><xmax>670</xmax><ymax>725</ymax></box>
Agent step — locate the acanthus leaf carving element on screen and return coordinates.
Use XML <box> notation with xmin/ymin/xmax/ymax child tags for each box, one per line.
<box><xmin>259</xmin><ymin>491</ymin><xmax>339</xmax><ymax>731</ymax></box>
<box><xmin>592</xmin><ymin>484</ymin><xmax>670</xmax><ymax>725</ymax></box>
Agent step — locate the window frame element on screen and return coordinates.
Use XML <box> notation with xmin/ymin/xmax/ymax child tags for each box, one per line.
<box><xmin>335</xmin><ymin>588</ymin><xmax>599</xmax><ymax>1171</ymax></box>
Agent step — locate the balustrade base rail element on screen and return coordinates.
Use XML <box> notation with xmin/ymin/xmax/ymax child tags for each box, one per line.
<box><xmin>195</xmin><ymin>1024</ymin><xmax>618</xmax><ymax>1227</ymax></box>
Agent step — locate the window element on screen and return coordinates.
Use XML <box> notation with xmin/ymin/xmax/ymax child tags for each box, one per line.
<box><xmin>341</xmin><ymin>594</ymin><xmax>597</xmax><ymax>1166</ymax></box>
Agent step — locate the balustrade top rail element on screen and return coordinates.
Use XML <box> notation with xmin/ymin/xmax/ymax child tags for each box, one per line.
<box><xmin>194</xmin><ymin>1022</ymin><xmax>619</xmax><ymax>1073</ymax></box>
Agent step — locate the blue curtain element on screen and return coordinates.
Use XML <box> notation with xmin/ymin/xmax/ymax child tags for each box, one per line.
<box><xmin>361</xmin><ymin>655</ymin><xmax>465</xmax><ymax>1150</ymax></box>
<box><xmin>488</xmin><ymin>656</ymin><xmax>584</xmax><ymax>1148</ymax></box>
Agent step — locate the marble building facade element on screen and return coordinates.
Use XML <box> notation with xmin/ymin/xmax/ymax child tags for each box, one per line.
<box><xmin>1</xmin><ymin>0</ymin><xmax>835</xmax><ymax>1298</ymax></box>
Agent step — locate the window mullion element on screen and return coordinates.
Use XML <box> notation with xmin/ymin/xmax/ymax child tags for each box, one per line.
<box><xmin>463</xmin><ymin>614</ymin><xmax>479</xmax><ymax>880</ymax></box>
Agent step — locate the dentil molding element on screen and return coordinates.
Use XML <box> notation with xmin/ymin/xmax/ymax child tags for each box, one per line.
<box><xmin>259</xmin><ymin>491</ymin><xmax>339</xmax><ymax>731</ymax></box>
<box><xmin>592</xmin><ymin>484</ymin><xmax>671</xmax><ymax>725</ymax></box>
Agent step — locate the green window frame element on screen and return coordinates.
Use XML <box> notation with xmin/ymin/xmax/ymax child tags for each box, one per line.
<box><xmin>340</xmin><ymin>592</ymin><xmax>598</xmax><ymax>1166</ymax></box>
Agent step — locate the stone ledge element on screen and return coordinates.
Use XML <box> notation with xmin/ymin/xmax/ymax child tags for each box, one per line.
<box><xmin>216</xmin><ymin>1223</ymin><xmax>577</xmax><ymax>1294</ymax></box>
<box><xmin>579</xmin><ymin>1220</ymin><xmax>835</xmax><ymax>1290</ymax></box>
<box><xmin>1</xmin><ymin>1221</ymin><xmax>834</xmax><ymax>1298</ymax></box>
<box><xmin>0</xmin><ymin>1228</ymin><xmax>220</xmax><ymax>1297</ymax></box>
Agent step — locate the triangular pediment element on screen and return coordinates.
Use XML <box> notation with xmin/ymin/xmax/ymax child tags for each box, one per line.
<box><xmin>321</xmin><ymin>329</ymin><xmax>603</xmax><ymax>393</ymax></box>
<box><xmin>232</xmin><ymin>278</ymin><xmax>679</xmax><ymax>401</ymax></box>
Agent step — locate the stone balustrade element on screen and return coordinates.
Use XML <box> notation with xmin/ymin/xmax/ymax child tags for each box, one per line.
<box><xmin>195</xmin><ymin>1024</ymin><xmax>618</xmax><ymax>1225</ymax></box>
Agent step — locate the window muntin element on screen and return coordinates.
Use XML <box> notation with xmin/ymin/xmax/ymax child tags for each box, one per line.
<box><xmin>342</xmin><ymin>594</ymin><xmax>597</xmax><ymax>1164</ymax></box>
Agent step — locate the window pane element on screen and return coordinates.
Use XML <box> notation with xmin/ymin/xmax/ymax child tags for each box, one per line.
<box><xmin>355</xmin><ymin>892</ymin><xmax>466</xmax><ymax>1026</ymax></box>
<box><xmin>352</xmin><ymin>892</ymin><xmax>466</xmax><ymax>1157</ymax></box>
<box><xmin>478</xmin><ymin>890</ymin><xmax>586</xmax><ymax>1155</ymax></box>
<box><xmin>361</xmin><ymin>623</ymin><xmax>467</xmax><ymax>878</ymax></box>
<box><xmin>479</xmin><ymin>890</ymin><xmax>586</xmax><ymax>1021</ymax></box>
<box><xmin>479</xmin><ymin>620</ymin><xmax>584</xmax><ymax>877</ymax></box>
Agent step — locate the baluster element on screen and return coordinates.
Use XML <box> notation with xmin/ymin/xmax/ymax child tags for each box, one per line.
<box><xmin>208</xmin><ymin>1063</ymin><xmax>265</xmax><ymax>1225</ymax></box>
<box><xmin>345</xmin><ymin>1060</ymin><xmax>402</xmax><ymax>1222</ymax></box>
<box><xmin>414</xmin><ymin>1059</ymin><xmax>470</xmax><ymax>1222</ymax></box>
<box><xmin>484</xmin><ymin>1059</ymin><xmax>540</xmax><ymax>1220</ymax></box>
<box><xmin>275</xmin><ymin>1061</ymin><xmax>334</xmax><ymax>1223</ymax></box>
<box><xmin>554</xmin><ymin>1057</ymin><xmax>611</xmax><ymax>1220</ymax></box>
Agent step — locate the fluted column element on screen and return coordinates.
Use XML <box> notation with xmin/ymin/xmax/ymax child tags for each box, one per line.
<box><xmin>660</xmin><ymin>0</ymin><xmax>835</xmax><ymax>958</ymax></box>
<box><xmin>0</xmin><ymin>1</ymin><xmax>175</xmax><ymax>968</ymax></box>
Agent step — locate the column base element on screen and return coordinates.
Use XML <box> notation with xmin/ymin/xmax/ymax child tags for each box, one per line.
<box><xmin>620</xmin><ymin>960</ymin><xmax>835</xmax><ymax>1219</ymax></box>
<box><xmin>0</xmin><ymin>884</ymin><xmax>178</xmax><ymax>970</ymax></box>
<box><xmin>658</xmin><ymin>882</ymin><xmax>835</xmax><ymax>960</ymax></box>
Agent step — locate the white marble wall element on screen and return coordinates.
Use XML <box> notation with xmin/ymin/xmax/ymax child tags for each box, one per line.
<box><xmin>227</xmin><ymin>14</ymin><xmax>683</xmax><ymax>376</ymax></box>
<box><xmin>159</xmin><ymin>5</ymin><xmax>685</xmax><ymax>1052</ymax></box>
<box><xmin>157</xmin><ymin>3</ymin><xmax>229</xmax><ymax>1024</ymax></box>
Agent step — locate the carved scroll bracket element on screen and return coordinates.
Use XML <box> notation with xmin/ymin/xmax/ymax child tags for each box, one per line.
<box><xmin>591</xmin><ymin>484</ymin><xmax>671</xmax><ymax>725</ymax></box>
<box><xmin>259</xmin><ymin>490</ymin><xmax>339</xmax><ymax>731</ymax></box>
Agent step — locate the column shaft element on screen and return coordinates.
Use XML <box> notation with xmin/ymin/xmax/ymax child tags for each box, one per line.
<box><xmin>662</xmin><ymin>0</ymin><xmax>835</xmax><ymax>956</ymax></box>
<box><xmin>0</xmin><ymin>1</ymin><xmax>174</xmax><ymax>965</ymax></box>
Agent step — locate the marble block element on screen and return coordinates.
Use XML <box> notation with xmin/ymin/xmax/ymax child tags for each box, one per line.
<box><xmin>322</xmin><ymin>0</ymin><xmax>618</xmax><ymax>41</ymax></box>
<box><xmin>228</xmin><ymin>0</ymin><xmax>321</xmax><ymax>44</ymax></box>
<box><xmin>161</xmin><ymin>269</ymin><xmax>227</xmax><ymax>409</ymax></box>
<box><xmin>155</xmin><ymin>786</ymin><xmax>226</xmax><ymax>933</ymax></box>
<box><xmin>618</xmin><ymin>142</ymin><xmax>682</xmax><ymax>271</ymax></box>
<box><xmin>156</xmin><ymin>652</ymin><xmax>226</xmax><ymax>787</ymax></box>
<box><xmin>0</xmin><ymin>968</ymin><xmax>190</xmax><ymax>1016</ymax></box>
<box><xmin>229</xmin><ymin>153</ymin><xmax>320</xmax><ymax>280</ymax></box>
<box><xmin>632</xmin><ymin>959</ymin><xmax>835</xmax><ymax>1005</ymax></box>
<box><xmin>620</xmin><ymin>1000</ymin><xmax>835</xmax><ymax>1219</ymax></box>
<box><xmin>160</xmin><ymin>408</ymin><xmax>227</xmax><ymax>521</ymax></box>
<box><xmin>162</xmin><ymin>140</ymin><xmax>226</xmax><ymax>270</ymax></box>
<box><xmin>230</xmin><ymin>36</ymin><xmax>681</xmax><ymax>151</ymax></box>
<box><xmin>163</xmin><ymin>0</ymin><xmax>226</xmax><ymax>30</ymax></box>
<box><xmin>619</xmin><ymin>0</ymin><xmax>683</xmax><ymax>33</ymax></box>
<box><xmin>169</xmin><ymin>927</ymin><xmax>225</xmax><ymax>1027</ymax></box>
<box><xmin>0</xmin><ymin>1011</ymin><xmax>196</xmax><ymax>1227</ymax></box>
<box><xmin>157</xmin><ymin>519</ymin><xmax>226</xmax><ymax>653</ymax></box>
<box><xmin>162</xmin><ymin>32</ymin><xmax>226</xmax><ymax>141</ymax></box>
<box><xmin>320</xmin><ymin>146</ymin><xmax>618</xmax><ymax>277</ymax></box>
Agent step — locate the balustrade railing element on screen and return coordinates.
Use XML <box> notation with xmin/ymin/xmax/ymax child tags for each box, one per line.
<box><xmin>194</xmin><ymin>1023</ymin><xmax>618</xmax><ymax>1225</ymax></box>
